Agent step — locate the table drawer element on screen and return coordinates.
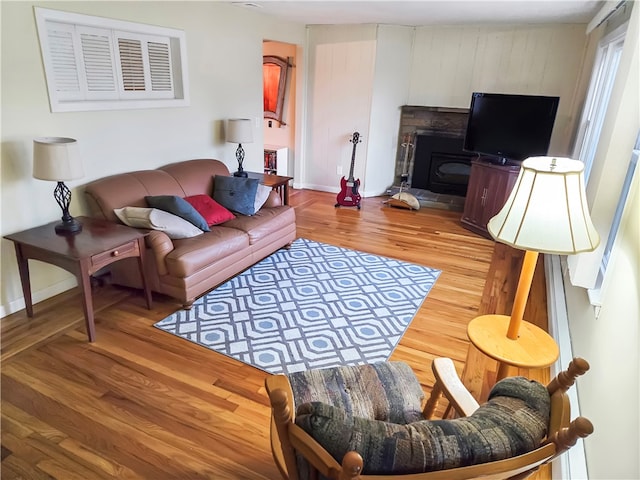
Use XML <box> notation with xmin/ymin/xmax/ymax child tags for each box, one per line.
<box><xmin>91</xmin><ymin>240</ymin><xmax>139</xmax><ymax>270</ymax></box>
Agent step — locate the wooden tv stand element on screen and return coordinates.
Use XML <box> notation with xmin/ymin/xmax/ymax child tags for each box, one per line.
<box><xmin>461</xmin><ymin>158</ymin><xmax>520</xmax><ymax>239</ymax></box>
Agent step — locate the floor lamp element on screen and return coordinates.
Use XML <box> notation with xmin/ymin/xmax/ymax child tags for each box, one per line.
<box><xmin>467</xmin><ymin>156</ymin><xmax>600</xmax><ymax>380</ymax></box>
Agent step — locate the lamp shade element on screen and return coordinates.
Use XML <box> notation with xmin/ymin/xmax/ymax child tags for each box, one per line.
<box><xmin>33</xmin><ymin>137</ymin><xmax>83</xmax><ymax>181</ymax></box>
<box><xmin>226</xmin><ymin>118</ymin><xmax>253</xmax><ymax>144</ymax></box>
<box><xmin>488</xmin><ymin>156</ymin><xmax>600</xmax><ymax>254</ymax></box>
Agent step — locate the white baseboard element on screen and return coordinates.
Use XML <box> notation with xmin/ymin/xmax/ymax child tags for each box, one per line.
<box><xmin>545</xmin><ymin>254</ymin><xmax>589</xmax><ymax>480</ymax></box>
<box><xmin>0</xmin><ymin>278</ymin><xmax>77</xmax><ymax>319</ymax></box>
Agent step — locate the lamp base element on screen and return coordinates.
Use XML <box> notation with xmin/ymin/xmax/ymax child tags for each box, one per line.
<box><xmin>233</xmin><ymin>170</ymin><xmax>248</xmax><ymax>177</ymax></box>
<box><xmin>467</xmin><ymin>314</ymin><xmax>559</xmax><ymax>381</ymax></box>
<box><xmin>55</xmin><ymin>217</ymin><xmax>83</xmax><ymax>235</ymax></box>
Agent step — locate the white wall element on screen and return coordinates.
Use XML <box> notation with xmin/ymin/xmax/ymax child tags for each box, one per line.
<box><xmin>0</xmin><ymin>1</ymin><xmax>305</xmax><ymax>316</ymax></box>
<box><xmin>303</xmin><ymin>25</ymin><xmax>377</xmax><ymax>193</ymax></box>
<box><xmin>365</xmin><ymin>25</ymin><xmax>413</xmax><ymax>196</ymax></box>
<box><xmin>563</xmin><ymin>4</ymin><xmax>639</xmax><ymax>478</ymax></box>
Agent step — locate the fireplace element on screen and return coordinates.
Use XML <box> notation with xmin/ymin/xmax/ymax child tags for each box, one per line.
<box><xmin>393</xmin><ymin>106</ymin><xmax>473</xmax><ymax>198</ymax></box>
<box><xmin>412</xmin><ymin>134</ymin><xmax>475</xmax><ymax>196</ymax></box>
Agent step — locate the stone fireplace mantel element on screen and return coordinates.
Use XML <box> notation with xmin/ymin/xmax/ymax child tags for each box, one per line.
<box><xmin>394</xmin><ymin>106</ymin><xmax>471</xmax><ymax>190</ymax></box>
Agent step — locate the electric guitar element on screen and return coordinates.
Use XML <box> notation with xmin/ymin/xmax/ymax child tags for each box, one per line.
<box><xmin>335</xmin><ymin>131</ymin><xmax>362</xmax><ymax>209</ymax></box>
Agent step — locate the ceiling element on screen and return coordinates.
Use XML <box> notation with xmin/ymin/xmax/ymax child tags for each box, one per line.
<box><xmin>231</xmin><ymin>1</ymin><xmax>605</xmax><ymax>26</ymax></box>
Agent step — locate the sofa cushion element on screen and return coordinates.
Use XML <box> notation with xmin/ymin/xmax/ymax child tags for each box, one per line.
<box><xmin>294</xmin><ymin>376</ymin><xmax>550</xmax><ymax>475</ymax></box>
<box><xmin>222</xmin><ymin>206</ymin><xmax>296</xmax><ymax>245</ymax></box>
<box><xmin>114</xmin><ymin>207</ymin><xmax>203</xmax><ymax>239</ymax></box>
<box><xmin>145</xmin><ymin>195</ymin><xmax>210</xmax><ymax>231</ymax></box>
<box><xmin>212</xmin><ymin>175</ymin><xmax>260</xmax><ymax>216</ymax></box>
<box><xmin>85</xmin><ymin>170</ymin><xmax>185</xmax><ymax>222</ymax></box>
<box><xmin>159</xmin><ymin>159</ymin><xmax>230</xmax><ymax>197</ymax></box>
<box><xmin>165</xmin><ymin>227</ymin><xmax>250</xmax><ymax>278</ymax></box>
<box><xmin>184</xmin><ymin>194</ymin><xmax>235</xmax><ymax>226</ymax></box>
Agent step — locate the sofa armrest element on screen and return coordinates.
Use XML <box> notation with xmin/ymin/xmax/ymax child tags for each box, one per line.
<box><xmin>263</xmin><ymin>190</ymin><xmax>282</xmax><ymax>208</ymax></box>
<box><xmin>145</xmin><ymin>230</ymin><xmax>174</xmax><ymax>275</ymax></box>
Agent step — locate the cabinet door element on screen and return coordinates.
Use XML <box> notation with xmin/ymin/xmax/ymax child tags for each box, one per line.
<box><xmin>462</xmin><ymin>162</ymin><xmax>489</xmax><ymax>226</ymax></box>
<box><xmin>461</xmin><ymin>160</ymin><xmax>520</xmax><ymax>238</ymax></box>
<box><xmin>482</xmin><ymin>168</ymin><xmax>518</xmax><ymax>225</ymax></box>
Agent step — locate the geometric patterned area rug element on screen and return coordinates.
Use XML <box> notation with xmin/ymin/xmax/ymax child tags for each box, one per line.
<box><xmin>154</xmin><ymin>238</ymin><xmax>441</xmax><ymax>374</ymax></box>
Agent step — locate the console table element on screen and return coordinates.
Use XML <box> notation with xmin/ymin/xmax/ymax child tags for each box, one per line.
<box><xmin>4</xmin><ymin>216</ymin><xmax>152</xmax><ymax>342</ymax></box>
<box><xmin>246</xmin><ymin>171</ymin><xmax>293</xmax><ymax>205</ymax></box>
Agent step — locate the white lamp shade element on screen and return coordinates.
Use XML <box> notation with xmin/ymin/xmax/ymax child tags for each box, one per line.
<box><xmin>33</xmin><ymin>137</ymin><xmax>83</xmax><ymax>181</ymax></box>
<box><xmin>226</xmin><ymin>118</ymin><xmax>253</xmax><ymax>144</ymax></box>
<box><xmin>488</xmin><ymin>156</ymin><xmax>600</xmax><ymax>254</ymax></box>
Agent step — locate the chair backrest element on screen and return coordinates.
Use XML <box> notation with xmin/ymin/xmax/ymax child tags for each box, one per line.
<box><xmin>265</xmin><ymin>358</ymin><xmax>593</xmax><ymax>480</ymax></box>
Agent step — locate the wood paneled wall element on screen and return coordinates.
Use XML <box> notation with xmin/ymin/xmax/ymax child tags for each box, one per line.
<box><xmin>408</xmin><ymin>24</ymin><xmax>588</xmax><ymax>155</ymax></box>
<box><xmin>303</xmin><ymin>23</ymin><xmax>589</xmax><ymax>196</ymax></box>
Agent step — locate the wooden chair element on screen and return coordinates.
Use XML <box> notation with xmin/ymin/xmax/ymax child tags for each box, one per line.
<box><xmin>265</xmin><ymin>358</ymin><xmax>593</xmax><ymax>480</ymax></box>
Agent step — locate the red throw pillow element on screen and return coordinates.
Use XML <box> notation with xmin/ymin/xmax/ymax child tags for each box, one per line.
<box><xmin>184</xmin><ymin>195</ymin><xmax>235</xmax><ymax>226</ymax></box>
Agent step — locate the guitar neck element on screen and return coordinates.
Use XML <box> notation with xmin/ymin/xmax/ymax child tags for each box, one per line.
<box><xmin>348</xmin><ymin>131</ymin><xmax>360</xmax><ymax>180</ymax></box>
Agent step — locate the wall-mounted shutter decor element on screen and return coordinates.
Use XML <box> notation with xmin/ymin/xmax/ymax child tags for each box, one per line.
<box><xmin>35</xmin><ymin>7</ymin><xmax>189</xmax><ymax>112</ymax></box>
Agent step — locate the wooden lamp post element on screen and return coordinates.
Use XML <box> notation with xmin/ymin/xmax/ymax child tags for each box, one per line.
<box><xmin>467</xmin><ymin>156</ymin><xmax>600</xmax><ymax>380</ymax></box>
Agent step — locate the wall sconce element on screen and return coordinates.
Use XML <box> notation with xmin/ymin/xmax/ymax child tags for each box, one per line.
<box><xmin>33</xmin><ymin>137</ymin><xmax>84</xmax><ymax>234</ymax></box>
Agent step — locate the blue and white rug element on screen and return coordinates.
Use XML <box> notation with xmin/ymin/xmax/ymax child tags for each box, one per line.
<box><xmin>154</xmin><ymin>238</ymin><xmax>440</xmax><ymax>374</ymax></box>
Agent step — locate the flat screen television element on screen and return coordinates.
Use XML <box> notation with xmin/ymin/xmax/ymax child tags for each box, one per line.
<box><xmin>463</xmin><ymin>92</ymin><xmax>560</xmax><ymax>162</ymax></box>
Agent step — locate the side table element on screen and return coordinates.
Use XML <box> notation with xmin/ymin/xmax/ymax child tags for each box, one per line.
<box><xmin>4</xmin><ymin>216</ymin><xmax>152</xmax><ymax>342</ymax></box>
<box><xmin>246</xmin><ymin>171</ymin><xmax>293</xmax><ymax>205</ymax></box>
<box><xmin>467</xmin><ymin>314</ymin><xmax>559</xmax><ymax>381</ymax></box>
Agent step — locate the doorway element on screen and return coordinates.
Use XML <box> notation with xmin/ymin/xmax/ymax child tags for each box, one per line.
<box><xmin>262</xmin><ymin>40</ymin><xmax>297</xmax><ymax>176</ymax></box>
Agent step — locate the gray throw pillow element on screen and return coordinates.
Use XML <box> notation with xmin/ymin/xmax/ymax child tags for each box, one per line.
<box><xmin>213</xmin><ymin>175</ymin><xmax>260</xmax><ymax>216</ymax></box>
<box><xmin>145</xmin><ymin>195</ymin><xmax>210</xmax><ymax>231</ymax></box>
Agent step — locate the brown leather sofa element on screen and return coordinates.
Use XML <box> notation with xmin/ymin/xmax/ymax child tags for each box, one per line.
<box><xmin>84</xmin><ymin>159</ymin><xmax>296</xmax><ymax>308</ymax></box>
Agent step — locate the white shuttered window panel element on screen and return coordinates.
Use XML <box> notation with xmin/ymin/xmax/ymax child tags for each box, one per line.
<box><xmin>118</xmin><ymin>38</ymin><xmax>146</xmax><ymax>92</ymax></box>
<box><xmin>79</xmin><ymin>27</ymin><xmax>117</xmax><ymax>96</ymax></box>
<box><xmin>114</xmin><ymin>32</ymin><xmax>174</xmax><ymax>98</ymax></box>
<box><xmin>35</xmin><ymin>7</ymin><xmax>189</xmax><ymax>112</ymax></box>
<box><xmin>148</xmin><ymin>42</ymin><xmax>173</xmax><ymax>92</ymax></box>
<box><xmin>45</xmin><ymin>22</ymin><xmax>82</xmax><ymax>99</ymax></box>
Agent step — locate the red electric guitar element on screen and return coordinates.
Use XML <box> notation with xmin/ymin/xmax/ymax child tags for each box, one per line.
<box><xmin>335</xmin><ymin>131</ymin><xmax>362</xmax><ymax>209</ymax></box>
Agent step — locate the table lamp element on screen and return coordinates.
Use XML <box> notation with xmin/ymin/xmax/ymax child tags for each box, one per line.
<box><xmin>33</xmin><ymin>137</ymin><xmax>84</xmax><ymax>234</ymax></box>
<box><xmin>467</xmin><ymin>156</ymin><xmax>600</xmax><ymax>380</ymax></box>
<box><xmin>226</xmin><ymin>118</ymin><xmax>253</xmax><ymax>177</ymax></box>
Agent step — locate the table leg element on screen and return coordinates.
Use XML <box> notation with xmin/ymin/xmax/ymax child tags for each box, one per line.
<box><xmin>496</xmin><ymin>362</ymin><xmax>512</xmax><ymax>381</ymax></box>
<box><xmin>137</xmin><ymin>237</ymin><xmax>152</xmax><ymax>309</ymax></box>
<box><xmin>13</xmin><ymin>243</ymin><xmax>34</xmax><ymax>317</ymax></box>
<box><xmin>283</xmin><ymin>183</ymin><xmax>289</xmax><ymax>205</ymax></box>
<box><xmin>76</xmin><ymin>262</ymin><xmax>96</xmax><ymax>342</ymax></box>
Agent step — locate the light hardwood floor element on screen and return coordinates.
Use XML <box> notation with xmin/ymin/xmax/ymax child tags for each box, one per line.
<box><xmin>1</xmin><ymin>189</ymin><xmax>550</xmax><ymax>479</ymax></box>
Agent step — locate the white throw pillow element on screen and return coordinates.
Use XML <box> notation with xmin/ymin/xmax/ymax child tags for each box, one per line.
<box><xmin>114</xmin><ymin>207</ymin><xmax>203</xmax><ymax>239</ymax></box>
<box><xmin>254</xmin><ymin>184</ymin><xmax>272</xmax><ymax>212</ymax></box>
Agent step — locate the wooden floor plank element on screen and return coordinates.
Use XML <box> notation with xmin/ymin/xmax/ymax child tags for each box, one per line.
<box><xmin>1</xmin><ymin>189</ymin><xmax>550</xmax><ymax>479</ymax></box>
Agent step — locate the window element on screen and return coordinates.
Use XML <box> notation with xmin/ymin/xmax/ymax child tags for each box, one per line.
<box><xmin>588</xmin><ymin>132</ymin><xmax>639</xmax><ymax>307</ymax></box>
<box><xmin>572</xmin><ymin>26</ymin><xmax>625</xmax><ymax>180</ymax></box>
<box><xmin>35</xmin><ymin>7</ymin><xmax>189</xmax><ymax>112</ymax></box>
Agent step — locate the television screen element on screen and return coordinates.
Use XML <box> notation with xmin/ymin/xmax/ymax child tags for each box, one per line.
<box><xmin>463</xmin><ymin>92</ymin><xmax>559</xmax><ymax>162</ymax></box>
